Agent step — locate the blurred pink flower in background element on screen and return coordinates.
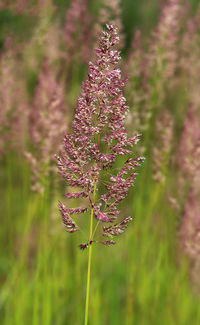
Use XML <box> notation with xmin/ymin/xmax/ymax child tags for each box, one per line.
<box><xmin>0</xmin><ymin>39</ymin><xmax>27</xmax><ymax>156</ymax></box>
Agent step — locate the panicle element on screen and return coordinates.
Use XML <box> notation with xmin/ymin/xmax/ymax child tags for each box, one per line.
<box><xmin>0</xmin><ymin>0</ymin><xmax>27</xmax><ymax>13</ymax></box>
<box><xmin>175</xmin><ymin>9</ymin><xmax>200</xmax><ymax>282</ymax></box>
<box><xmin>0</xmin><ymin>0</ymin><xmax>56</xmax><ymax>14</ymax></box>
<box><xmin>180</xmin><ymin>8</ymin><xmax>200</xmax><ymax>110</ymax></box>
<box><xmin>64</xmin><ymin>0</ymin><xmax>91</xmax><ymax>63</ymax></box>
<box><xmin>178</xmin><ymin>6</ymin><xmax>200</xmax><ymax>191</ymax></box>
<box><xmin>0</xmin><ymin>40</ymin><xmax>27</xmax><ymax>157</ymax></box>
<box><xmin>152</xmin><ymin>111</ymin><xmax>173</xmax><ymax>183</ymax></box>
<box><xmin>96</xmin><ymin>0</ymin><xmax>124</xmax><ymax>50</ymax></box>
<box><xmin>177</xmin><ymin>105</ymin><xmax>200</xmax><ymax>194</ymax></box>
<box><xmin>150</xmin><ymin>0</ymin><xmax>182</xmax><ymax>80</ymax></box>
<box><xmin>125</xmin><ymin>0</ymin><xmax>183</xmax><ymax>158</ymax></box>
<box><xmin>145</xmin><ymin>0</ymin><xmax>184</xmax><ymax>120</ymax></box>
<box><xmin>179</xmin><ymin>189</ymin><xmax>200</xmax><ymax>282</ymax></box>
<box><xmin>23</xmin><ymin>1</ymin><xmax>62</xmax><ymax>73</ymax></box>
<box><xmin>26</xmin><ymin>58</ymin><xmax>67</xmax><ymax>193</ymax></box>
<box><xmin>125</xmin><ymin>29</ymin><xmax>150</xmax><ymax>151</ymax></box>
<box><xmin>177</xmin><ymin>8</ymin><xmax>200</xmax><ymax>191</ymax></box>
<box><xmin>176</xmin><ymin>12</ymin><xmax>200</xmax><ymax>277</ymax></box>
<box><xmin>174</xmin><ymin>6</ymin><xmax>200</xmax><ymax>198</ymax></box>
<box><xmin>57</xmin><ymin>24</ymin><xmax>144</xmax><ymax>248</ymax></box>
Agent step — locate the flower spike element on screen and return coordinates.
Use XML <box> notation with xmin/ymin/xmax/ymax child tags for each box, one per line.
<box><xmin>57</xmin><ymin>24</ymin><xmax>144</xmax><ymax>248</ymax></box>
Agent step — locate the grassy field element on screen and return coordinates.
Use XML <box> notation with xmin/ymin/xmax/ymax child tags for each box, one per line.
<box><xmin>0</xmin><ymin>1</ymin><xmax>200</xmax><ymax>324</ymax></box>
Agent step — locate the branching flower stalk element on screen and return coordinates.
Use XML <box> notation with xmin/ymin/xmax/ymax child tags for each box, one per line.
<box><xmin>56</xmin><ymin>24</ymin><xmax>144</xmax><ymax>324</ymax></box>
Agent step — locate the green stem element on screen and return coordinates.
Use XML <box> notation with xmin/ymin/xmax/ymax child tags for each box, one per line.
<box><xmin>84</xmin><ymin>183</ymin><xmax>96</xmax><ymax>325</ymax></box>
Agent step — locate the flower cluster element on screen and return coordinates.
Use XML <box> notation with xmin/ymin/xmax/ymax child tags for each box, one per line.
<box><xmin>57</xmin><ymin>24</ymin><xmax>144</xmax><ymax>249</ymax></box>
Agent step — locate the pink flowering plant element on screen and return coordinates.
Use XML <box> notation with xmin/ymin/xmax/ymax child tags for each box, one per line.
<box><xmin>56</xmin><ymin>24</ymin><xmax>144</xmax><ymax>324</ymax></box>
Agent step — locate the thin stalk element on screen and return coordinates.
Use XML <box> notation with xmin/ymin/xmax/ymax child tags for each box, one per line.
<box><xmin>92</xmin><ymin>220</ymin><xmax>100</xmax><ymax>238</ymax></box>
<box><xmin>84</xmin><ymin>183</ymin><xmax>96</xmax><ymax>325</ymax></box>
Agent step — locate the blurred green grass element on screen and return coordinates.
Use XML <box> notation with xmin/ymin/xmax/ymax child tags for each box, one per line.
<box><xmin>1</xmin><ymin>152</ymin><xmax>200</xmax><ymax>324</ymax></box>
<box><xmin>0</xmin><ymin>1</ymin><xmax>200</xmax><ymax>324</ymax></box>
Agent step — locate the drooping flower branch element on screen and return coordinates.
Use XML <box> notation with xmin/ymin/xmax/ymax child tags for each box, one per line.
<box><xmin>57</xmin><ymin>24</ymin><xmax>144</xmax><ymax>248</ymax></box>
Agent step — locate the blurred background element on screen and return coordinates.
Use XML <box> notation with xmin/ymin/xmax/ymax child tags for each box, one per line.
<box><xmin>0</xmin><ymin>0</ymin><xmax>200</xmax><ymax>324</ymax></box>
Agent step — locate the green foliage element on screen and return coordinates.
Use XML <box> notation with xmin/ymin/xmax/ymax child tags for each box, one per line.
<box><xmin>0</xmin><ymin>155</ymin><xmax>200</xmax><ymax>325</ymax></box>
<box><xmin>0</xmin><ymin>1</ymin><xmax>200</xmax><ymax>324</ymax></box>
